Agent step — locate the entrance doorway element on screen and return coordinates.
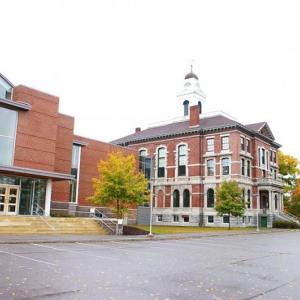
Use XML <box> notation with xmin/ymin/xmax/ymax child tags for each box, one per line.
<box><xmin>0</xmin><ymin>185</ymin><xmax>20</xmax><ymax>215</ymax></box>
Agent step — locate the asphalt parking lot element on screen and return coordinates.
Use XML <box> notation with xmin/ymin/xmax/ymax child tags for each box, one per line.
<box><xmin>0</xmin><ymin>231</ymin><xmax>300</xmax><ymax>300</ymax></box>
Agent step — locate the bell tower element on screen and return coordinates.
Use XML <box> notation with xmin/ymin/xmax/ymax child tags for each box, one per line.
<box><xmin>177</xmin><ymin>65</ymin><xmax>206</xmax><ymax>116</ymax></box>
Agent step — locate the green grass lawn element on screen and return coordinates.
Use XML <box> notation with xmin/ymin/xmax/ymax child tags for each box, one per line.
<box><xmin>132</xmin><ymin>225</ymin><xmax>256</xmax><ymax>235</ymax></box>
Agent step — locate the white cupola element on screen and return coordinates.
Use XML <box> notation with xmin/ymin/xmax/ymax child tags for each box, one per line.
<box><xmin>177</xmin><ymin>65</ymin><xmax>206</xmax><ymax>116</ymax></box>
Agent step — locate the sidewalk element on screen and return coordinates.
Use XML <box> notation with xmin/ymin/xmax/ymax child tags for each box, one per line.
<box><xmin>0</xmin><ymin>229</ymin><xmax>290</xmax><ymax>244</ymax></box>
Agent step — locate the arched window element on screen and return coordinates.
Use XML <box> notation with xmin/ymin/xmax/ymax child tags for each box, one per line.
<box><xmin>207</xmin><ymin>189</ymin><xmax>214</xmax><ymax>208</ymax></box>
<box><xmin>173</xmin><ymin>190</ymin><xmax>180</xmax><ymax>208</ymax></box>
<box><xmin>183</xmin><ymin>189</ymin><xmax>190</xmax><ymax>207</ymax></box>
<box><xmin>247</xmin><ymin>189</ymin><xmax>251</xmax><ymax>209</ymax></box>
<box><xmin>178</xmin><ymin>145</ymin><xmax>187</xmax><ymax>176</ymax></box>
<box><xmin>139</xmin><ymin>149</ymin><xmax>147</xmax><ymax>157</ymax></box>
<box><xmin>157</xmin><ymin>147</ymin><xmax>166</xmax><ymax>178</ymax></box>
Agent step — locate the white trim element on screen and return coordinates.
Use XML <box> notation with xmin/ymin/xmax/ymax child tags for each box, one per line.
<box><xmin>75</xmin><ymin>146</ymin><xmax>82</xmax><ymax>204</ymax></box>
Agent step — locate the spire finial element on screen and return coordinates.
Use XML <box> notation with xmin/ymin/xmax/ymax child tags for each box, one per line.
<box><xmin>190</xmin><ymin>64</ymin><xmax>193</xmax><ymax>73</ymax></box>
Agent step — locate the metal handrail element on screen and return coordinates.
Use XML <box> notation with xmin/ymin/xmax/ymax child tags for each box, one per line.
<box><xmin>278</xmin><ymin>211</ymin><xmax>300</xmax><ymax>224</ymax></box>
<box><xmin>33</xmin><ymin>203</ymin><xmax>56</xmax><ymax>231</ymax></box>
<box><xmin>92</xmin><ymin>208</ymin><xmax>121</xmax><ymax>235</ymax></box>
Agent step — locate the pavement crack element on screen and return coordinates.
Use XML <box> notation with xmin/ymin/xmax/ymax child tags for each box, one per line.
<box><xmin>243</xmin><ymin>276</ymin><xmax>300</xmax><ymax>300</ymax></box>
<box><xmin>22</xmin><ymin>289</ymin><xmax>80</xmax><ymax>299</ymax></box>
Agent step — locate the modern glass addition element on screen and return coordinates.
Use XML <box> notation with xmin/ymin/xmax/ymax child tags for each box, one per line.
<box><xmin>70</xmin><ymin>144</ymin><xmax>81</xmax><ymax>203</ymax></box>
<box><xmin>0</xmin><ymin>107</ymin><xmax>17</xmax><ymax>166</ymax></box>
<box><xmin>0</xmin><ymin>77</ymin><xmax>13</xmax><ymax>100</ymax></box>
<box><xmin>178</xmin><ymin>145</ymin><xmax>187</xmax><ymax>176</ymax></box>
<box><xmin>0</xmin><ymin>175</ymin><xmax>46</xmax><ymax>215</ymax></box>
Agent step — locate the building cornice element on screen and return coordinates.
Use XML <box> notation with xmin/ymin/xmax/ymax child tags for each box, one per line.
<box><xmin>0</xmin><ymin>97</ymin><xmax>31</xmax><ymax>111</ymax></box>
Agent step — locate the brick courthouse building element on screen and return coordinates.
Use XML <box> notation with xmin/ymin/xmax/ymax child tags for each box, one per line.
<box><xmin>0</xmin><ymin>73</ymin><xmax>135</xmax><ymax>217</ymax></box>
<box><xmin>112</xmin><ymin>68</ymin><xmax>284</xmax><ymax>227</ymax></box>
<box><xmin>0</xmin><ymin>70</ymin><xmax>284</xmax><ymax>227</ymax></box>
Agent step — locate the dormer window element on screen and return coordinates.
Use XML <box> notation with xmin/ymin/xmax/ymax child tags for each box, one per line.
<box><xmin>0</xmin><ymin>76</ymin><xmax>13</xmax><ymax>100</ymax></box>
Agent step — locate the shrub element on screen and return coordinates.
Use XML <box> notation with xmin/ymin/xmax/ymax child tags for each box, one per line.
<box><xmin>273</xmin><ymin>220</ymin><xmax>300</xmax><ymax>229</ymax></box>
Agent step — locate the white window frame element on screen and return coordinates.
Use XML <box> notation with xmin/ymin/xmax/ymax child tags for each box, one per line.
<box><xmin>175</xmin><ymin>143</ymin><xmax>188</xmax><ymax>177</ymax></box>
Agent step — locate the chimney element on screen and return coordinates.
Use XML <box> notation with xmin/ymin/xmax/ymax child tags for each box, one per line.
<box><xmin>189</xmin><ymin>105</ymin><xmax>200</xmax><ymax>127</ymax></box>
<box><xmin>135</xmin><ymin>127</ymin><xmax>141</xmax><ymax>133</ymax></box>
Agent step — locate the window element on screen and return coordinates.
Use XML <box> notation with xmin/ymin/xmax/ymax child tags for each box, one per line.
<box><xmin>274</xmin><ymin>169</ymin><xmax>277</xmax><ymax>180</ymax></box>
<box><xmin>223</xmin><ymin>216</ymin><xmax>229</xmax><ymax>223</ymax></box>
<box><xmin>221</xmin><ymin>136</ymin><xmax>229</xmax><ymax>150</ymax></box>
<box><xmin>222</xmin><ymin>158</ymin><xmax>230</xmax><ymax>175</ymax></box>
<box><xmin>0</xmin><ymin>77</ymin><xmax>13</xmax><ymax>100</ymax></box>
<box><xmin>183</xmin><ymin>189</ymin><xmax>190</xmax><ymax>207</ymax></box>
<box><xmin>178</xmin><ymin>145</ymin><xmax>187</xmax><ymax>176</ymax></box>
<box><xmin>246</xmin><ymin>139</ymin><xmax>250</xmax><ymax>153</ymax></box>
<box><xmin>173</xmin><ymin>190</ymin><xmax>180</xmax><ymax>207</ymax></box>
<box><xmin>207</xmin><ymin>159</ymin><xmax>214</xmax><ymax>176</ymax></box>
<box><xmin>270</xmin><ymin>151</ymin><xmax>273</xmax><ymax>162</ymax></box>
<box><xmin>275</xmin><ymin>195</ymin><xmax>278</xmax><ymax>210</ymax></box>
<box><xmin>241</xmin><ymin>159</ymin><xmax>245</xmax><ymax>176</ymax></box>
<box><xmin>240</xmin><ymin>137</ymin><xmax>245</xmax><ymax>151</ymax></box>
<box><xmin>273</xmin><ymin>151</ymin><xmax>277</xmax><ymax>163</ymax></box>
<box><xmin>258</xmin><ymin>148</ymin><xmax>261</xmax><ymax>167</ymax></box>
<box><xmin>157</xmin><ymin>147</ymin><xmax>166</xmax><ymax>178</ymax></box>
<box><xmin>207</xmin><ymin>138</ymin><xmax>214</xmax><ymax>152</ymax></box>
<box><xmin>70</xmin><ymin>144</ymin><xmax>81</xmax><ymax>203</ymax></box>
<box><xmin>139</xmin><ymin>150</ymin><xmax>151</xmax><ymax>180</ymax></box>
<box><xmin>173</xmin><ymin>215</ymin><xmax>179</xmax><ymax>222</ymax></box>
<box><xmin>242</xmin><ymin>189</ymin><xmax>245</xmax><ymax>201</ymax></box>
<box><xmin>183</xmin><ymin>216</ymin><xmax>189</xmax><ymax>223</ymax></box>
<box><xmin>207</xmin><ymin>189</ymin><xmax>215</xmax><ymax>208</ymax></box>
<box><xmin>262</xmin><ymin>149</ymin><xmax>266</xmax><ymax>165</ymax></box>
<box><xmin>207</xmin><ymin>215</ymin><xmax>214</xmax><ymax>223</ymax></box>
<box><xmin>0</xmin><ymin>107</ymin><xmax>18</xmax><ymax>166</ymax></box>
<box><xmin>157</xmin><ymin>215</ymin><xmax>163</xmax><ymax>222</ymax></box>
<box><xmin>247</xmin><ymin>189</ymin><xmax>251</xmax><ymax>209</ymax></box>
<box><xmin>247</xmin><ymin>160</ymin><xmax>251</xmax><ymax>177</ymax></box>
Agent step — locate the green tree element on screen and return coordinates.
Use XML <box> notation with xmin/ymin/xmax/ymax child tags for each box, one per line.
<box><xmin>88</xmin><ymin>151</ymin><xmax>149</xmax><ymax>218</ymax></box>
<box><xmin>215</xmin><ymin>180</ymin><xmax>245</xmax><ymax>230</ymax></box>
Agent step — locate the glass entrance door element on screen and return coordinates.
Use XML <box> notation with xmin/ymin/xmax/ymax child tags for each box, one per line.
<box><xmin>0</xmin><ymin>185</ymin><xmax>20</xmax><ymax>215</ymax></box>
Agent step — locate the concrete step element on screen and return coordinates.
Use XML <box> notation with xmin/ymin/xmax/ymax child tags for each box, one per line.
<box><xmin>0</xmin><ymin>216</ymin><xmax>107</xmax><ymax>235</ymax></box>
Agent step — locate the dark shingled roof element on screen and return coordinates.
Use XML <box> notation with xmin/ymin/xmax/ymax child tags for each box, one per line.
<box><xmin>111</xmin><ymin>114</ymin><xmax>280</xmax><ymax>147</ymax></box>
<box><xmin>111</xmin><ymin>114</ymin><xmax>238</xmax><ymax>145</ymax></box>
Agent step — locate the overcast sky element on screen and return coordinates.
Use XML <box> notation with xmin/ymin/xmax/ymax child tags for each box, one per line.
<box><xmin>1</xmin><ymin>0</ymin><xmax>299</xmax><ymax>159</ymax></box>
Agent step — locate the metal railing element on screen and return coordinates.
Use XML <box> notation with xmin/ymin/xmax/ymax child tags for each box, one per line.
<box><xmin>33</xmin><ymin>203</ymin><xmax>56</xmax><ymax>231</ymax></box>
<box><xmin>92</xmin><ymin>208</ymin><xmax>122</xmax><ymax>235</ymax></box>
<box><xmin>277</xmin><ymin>211</ymin><xmax>300</xmax><ymax>224</ymax></box>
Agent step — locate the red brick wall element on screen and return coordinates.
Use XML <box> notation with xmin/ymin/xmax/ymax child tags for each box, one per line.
<box><xmin>13</xmin><ymin>85</ymin><xmax>59</xmax><ymax>171</ymax></box>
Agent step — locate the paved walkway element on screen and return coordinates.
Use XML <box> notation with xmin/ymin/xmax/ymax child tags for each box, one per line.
<box><xmin>0</xmin><ymin>229</ymin><xmax>290</xmax><ymax>244</ymax></box>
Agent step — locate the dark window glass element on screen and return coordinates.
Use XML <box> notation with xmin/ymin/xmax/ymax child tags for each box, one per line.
<box><xmin>178</xmin><ymin>145</ymin><xmax>187</xmax><ymax>176</ymax></box>
<box><xmin>222</xmin><ymin>158</ymin><xmax>230</xmax><ymax>175</ymax></box>
<box><xmin>273</xmin><ymin>151</ymin><xmax>276</xmax><ymax>163</ymax></box>
<box><xmin>70</xmin><ymin>145</ymin><xmax>81</xmax><ymax>203</ymax></box>
<box><xmin>207</xmin><ymin>159</ymin><xmax>214</xmax><ymax>176</ymax></box>
<box><xmin>246</xmin><ymin>139</ymin><xmax>250</xmax><ymax>152</ymax></box>
<box><xmin>247</xmin><ymin>160</ymin><xmax>251</xmax><ymax>177</ymax></box>
<box><xmin>241</xmin><ymin>159</ymin><xmax>245</xmax><ymax>175</ymax></box>
<box><xmin>183</xmin><ymin>216</ymin><xmax>189</xmax><ymax>223</ymax></box>
<box><xmin>207</xmin><ymin>215</ymin><xmax>214</xmax><ymax>223</ymax></box>
<box><xmin>247</xmin><ymin>189</ymin><xmax>251</xmax><ymax>209</ymax></box>
<box><xmin>223</xmin><ymin>216</ymin><xmax>230</xmax><ymax>223</ymax></box>
<box><xmin>240</xmin><ymin>137</ymin><xmax>245</xmax><ymax>151</ymax></box>
<box><xmin>173</xmin><ymin>190</ymin><xmax>180</xmax><ymax>207</ymax></box>
<box><xmin>275</xmin><ymin>195</ymin><xmax>278</xmax><ymax>210</ymax></box>
<box><xmin>262</xmin><ymin>149</ymin><xmax>266</xmax><ymax>165</ymax></box>
<box><xmin>221</xmin><ymin>136</ymin><xmax>229</xmax><ymax>150</ymax></box>
<box><xmin>0</xmin><ymin>77</ymin><xmax>12</xmax><ymax>100</ymax></box>
<box><xmin>183</xmin><ymin>189</ymin><xmax>190</xmax><ymax>207</ymax></box>
<box><xmin>173</xmin><ymin>215</ymin><xmax>179</xmax><ymax>222</ymax></box>
<box><xmin>157</xmin><ymin>215</ymin><xmax>163</xmax><ymax>222</ymax></box>
<box><xmin>157</xmin><ymin>147</ymin><xmax>166</xmax><ymax>178</ymax></box>
<box><xmin>207</xmin><ymin>189</ymin><xmax>215</xmax><ymax>208</ymax></box>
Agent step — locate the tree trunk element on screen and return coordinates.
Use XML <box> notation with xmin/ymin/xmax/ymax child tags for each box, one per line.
<box><xmin>117</xmin><ymin>200</ymin><xmax>120</xmax><ymax>218</ymax></box>
<box><xmin>228</xmin><ymin>214</ymin><xmax>231</xmax><ymax>230</ymax></box>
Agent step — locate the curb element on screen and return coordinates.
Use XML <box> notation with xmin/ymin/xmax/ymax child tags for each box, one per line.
<box><xmin>0</xmin><ymin>229</ymin><xmax>292</xmax><ymax>245</ymax></box>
